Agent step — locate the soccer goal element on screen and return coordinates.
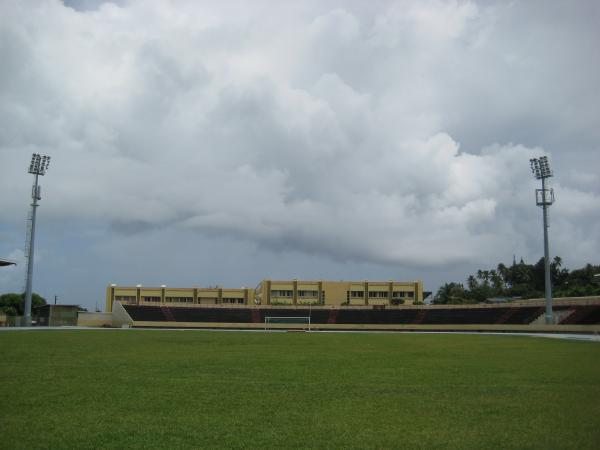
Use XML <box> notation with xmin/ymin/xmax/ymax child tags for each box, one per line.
<box><xmin>264</xmin><ymin>316</ymin><xmax>311</xmax><ymax>331</ymax></box>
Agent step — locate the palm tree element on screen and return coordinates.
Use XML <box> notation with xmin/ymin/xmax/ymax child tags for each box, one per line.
<box><xmin>497</xmin><ymin>263</ymin><xmax>508</xmax><ymax>281</ymax></box>
<box><xmin>553</xmin><ymin>256</ymin><xmax>562</xmax><ymax>268</ymax></box>
<box><xmin>482</xmin><ymin>270</ymin><xmax>491</xmax><ymax>286</ymax></box>
<box><xmin>467</xmin><ymin>275</ymin><xmax>478</xmax><ymax>291</ymax></box>
<box><xmin>490</xmin><ymin>270</ymin><xmax>504</xmax><ymax>293</ymax></box>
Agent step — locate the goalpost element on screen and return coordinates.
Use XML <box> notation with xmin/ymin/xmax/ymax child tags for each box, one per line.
<box><xmin>264</xmin><ymin>316</ymin><xmax>311</xmax><ymax>331</ymax></box>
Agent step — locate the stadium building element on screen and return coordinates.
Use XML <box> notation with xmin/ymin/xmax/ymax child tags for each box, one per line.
<box><xmin>98</xmin><ymin>279</ymin><xmax>600</xmax><ymax>332</ymax></box>
<box><xmin>105</xmin><ymin>279</ymin><xmax>424</xmax><ymax>312</ymax></box>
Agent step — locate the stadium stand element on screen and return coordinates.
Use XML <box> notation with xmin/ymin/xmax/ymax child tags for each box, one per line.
<box><xmin>327</xmin><ymin>309</ymin><xmax>338</xmax><ymax>324</ymax></box>
<box><xmin>124</xmin><ymin>305</ymin><xmax>165</xmax><ymax>322</ymax></box>
<box><xmin>500</xmin><ymin>307</ymin><xmax>545</xmax><ymax>325</ymax></box>
<box><xmin>419</xmin><ymin>308</ymin><xmax>505</xmax><ymax>325</ymax></box>
<box><xmin>161</xmin><ymin>306</ymin><xmax>175</xmax><ymax>321</ymax></box>
<box><xmin>122</xmin><ymin>303</ymin><xmax>600</xmax><ymax>327</ymax></box>
<box><xmin>336</xmin><ymin>309</ymin><xmax>418</xmax><ymax>324</ymax></box>
<box><xmin>171</xmin><ymin>308</ymin><xmax>253</xmax><ymax>323</ymax></box>
<box><xmin>257</xmin><ymin>309</ymin><xmax>330</xmax><ymax>324</ymax></box>
<box><xmin>125</xmin><ymin>305</ymin><xmax>254</xmax><ymax>323</ymax></box>
<box><xmin>560</xmin><ymin>305</ymin><xmax>600</xmax><ymax>325</ymax></box>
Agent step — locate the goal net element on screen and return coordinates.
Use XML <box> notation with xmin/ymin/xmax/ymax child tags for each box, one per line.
<box><xmin>264</xmin><ymin>316</ymin><xmax>311</xmax><ymax>331</ymax></box>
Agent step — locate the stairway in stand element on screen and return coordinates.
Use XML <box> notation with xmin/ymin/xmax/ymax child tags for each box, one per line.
<box><xmin>161</xmin><ymin>306</ymin><xmax>176</xmax><ymax>322</ymax></box>
<box><xmin>327</xmin><ymin>309</ymin><xmax>339</xmax><ymax>324</ymax></box>
<box><xmin>412</xmin><ymin>309</ymin><xmax>427</xmax><ymax>325</ymax></box>
<box><xmin>495</xmin><ymin>308</ymin><xmax>515</xmax><ymax>324</ymax></box>
<box><xmin>559</xmin><ymin>305</ymin><xmax>599</xmax><ymax>325</ymax></box>
<box><xmin>251</xmin><ymin>309</ymin><xmax>261</xmax><ymax>323</ymax></box>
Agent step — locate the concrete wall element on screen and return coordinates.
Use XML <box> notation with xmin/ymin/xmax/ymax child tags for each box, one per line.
<box><xmin>129</xmin><ymin>320</ymin><xmax>600</xmax><ymax>333</ymax></box>
<box><xmin>111</xmin><ymin>301</ymin><xmax>133</xmax><ymax>328</ymax></box>
<box><xmin>78</xmin><ymin>312</ymin><xmax>113</xmax><ymax>327</ymax></box>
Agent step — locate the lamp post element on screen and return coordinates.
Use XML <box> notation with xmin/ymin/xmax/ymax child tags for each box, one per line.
<box><xmin>23</xmin><ymin>153</ymin><xmax>50</xmax><ymax>326</ymax></box>
<box><xmin>529</xmin><ymin>156</ymin><xmax>554</xmax><ymax>325</ymax></box>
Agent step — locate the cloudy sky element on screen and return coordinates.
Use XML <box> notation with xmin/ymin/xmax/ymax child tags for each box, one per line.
<box><xmin>1</xmin><ymin>0</ymin><xmax>599</xmax><ymax>309</ymax></box>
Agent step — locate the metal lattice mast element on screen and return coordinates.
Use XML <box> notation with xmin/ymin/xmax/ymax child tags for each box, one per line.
<box><xmin>23</xmin><ymin>154</ymin><xmax>50</xmax><ymax>326</ymax></box>
<box><xmin>529</xmin><ymin>156</ymin><xmax>555</xmax><ymax>325</ymax></box>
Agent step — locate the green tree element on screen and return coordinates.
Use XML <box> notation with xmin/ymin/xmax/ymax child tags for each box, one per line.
<box><xmin>439</xmin><ymin>257</ymin><xmax>599</xmax><ymax>304</ymax></box>
<box><xmin>490</xmin><ymin>270</ymin><xmax>504</xmax><ymax>292</ymax></box>
<box><xmin>0</xmin><ymin>293</ymin><xmax>47</xmax><ymax>315</ymax></box>
<box><xmin>466</xmin><ymin>275</ymin><xmax>478</xmax><ymax>291</ymax></box>
<box><xmin>433</xmin><ymin>283</ymin><xmax>473</xmax><ymax>305</ymax></box>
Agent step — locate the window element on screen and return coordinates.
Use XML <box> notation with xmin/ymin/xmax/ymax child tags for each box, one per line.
<box><xmin>115</xmin><ymin>295</ymin><xmax>136</xmax><ymax>303</ymax></box>
<box><xmin>368</xmin><ymin>291</ymin><xmax>388</xmax><ymax>298</ymax></box>
<box><xmin>141</xmin><ymin>296</ymin><xmax>160</xmax><ymax>303</ymax></box>
<box><xmin>392</xmin><ymin>291</ymin><xmax>407</xmax><ymax>298</ymax></box>
<box><xmin>54</xmin><ymin>310</ymin><xmax>77</xmax><ymax>319</ymax></box>
<box><xmin>349</xmin><ymin>291</ymin><xmax>364</xmax><ymax>298</ymax></box>
<box><xmin>270</xmin><ymin>290</ymin><xmax>293</xmax><ymax>297</ymax></box>
<box><xmin>298</xmin><ymin>290</ymin><xmax>318</xmax><ymax>297</ymax></box>
<box><xmin>166</xmin><ymin>297</ymin><xmax>193</xmax><ymax>303</ymax></box>
<box><xmin>223</xmin><ymin>298</ymin><xmax>245</xmax><ymax>304</ymax></box>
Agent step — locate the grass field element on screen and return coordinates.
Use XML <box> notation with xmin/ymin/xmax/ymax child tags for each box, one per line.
<box><xmin>1</xmin><ymin>330</ymin><xmax>599</xmax><ymax>449</ymax></box>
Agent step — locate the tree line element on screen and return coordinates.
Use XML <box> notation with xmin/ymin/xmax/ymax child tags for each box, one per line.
<box><xmin>434</xmin><ymin>257</ymin><xmax>600</xmax><ymax>304</ymax></box>
<box><xmin>0</xmin><ymin>293</ymin><xmax>47</xmax><ymax>316</ymax></box>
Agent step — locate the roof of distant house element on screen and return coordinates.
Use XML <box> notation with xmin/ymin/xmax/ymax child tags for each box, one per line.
<box><xmin>0</xmin><ymin>258</ymin><xmax>17</xmax><ymax>267</ymax></box>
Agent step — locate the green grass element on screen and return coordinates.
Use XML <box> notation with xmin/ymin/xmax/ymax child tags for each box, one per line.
<box><xmin>1</xmin><ymin>330</ymin><xmax>599</xmax><ymax>449</ymax></box>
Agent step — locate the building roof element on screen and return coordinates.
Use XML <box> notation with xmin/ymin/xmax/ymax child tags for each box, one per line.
<box><xmin>34</xmin><ymin>304</ymin><xmax>82</xmax><ymax>310</ymax></box>
<box><xmin>0</xmin><ymin>258</ymin><xmax>17</xmax><ymax>267</ymax></box>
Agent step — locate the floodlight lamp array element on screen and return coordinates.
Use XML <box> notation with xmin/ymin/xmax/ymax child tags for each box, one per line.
<box><xmin>529</xmin><ymin>156</ymin><xmax>552</xmax><ymax>180</ymax></box>
<box><xmin>28</xmin><ymin>153</ymin><xmax>51</xmax><ymax>175</ymax></box>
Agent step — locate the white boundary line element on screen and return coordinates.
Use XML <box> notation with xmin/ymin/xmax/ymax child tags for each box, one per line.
<box><xmin>1</xmin><ymin>326</ymin><xmax>599</xmax><ymax>341</ymax></box>
<box><xmin>264</xmin><ymin>316</ymin><xmax>311</xmax><ymax>331</ymax></box>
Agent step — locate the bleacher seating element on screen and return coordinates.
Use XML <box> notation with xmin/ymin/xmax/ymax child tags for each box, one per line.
<box><xmin>258</xmin><ymin>309</ymin><xmax>330</xmax><ymax>324</ymax></box>
<box><xmin>336</xmin><ymin>309</ymin><xmax>418</xmax><ymax>324</ymax></box>
<box><xmin>560</xmin><ymin>305</ymin><xmax>600</xmax><ymax>325</ymax></box>
<box><xmin>123</xmin><ymin>305</ymin><xmax>166</xmax><ymax>322</ymax></box>
<box><xmin>169</xmin><ymin>308</ymin><xmax>253</xmax><ymax>323</ymax></box>
<box><xmin>420</xmin><ymin>308</ymin><xmax>507</xmax><ymax>325</ymax></box>
<box><xmin>577</xmin><ymin>306</ymin><xmax>600</xmax><ymax>324</ymax></box>
<box><xmin>502</xmin><ymin>307</ymin><xmax>545</xmax><ymax>324</ymax></box>
<box><xmin>121</xmin><ymin>303</ymin><xmax>600</xmax><ymax>326</ymax></box>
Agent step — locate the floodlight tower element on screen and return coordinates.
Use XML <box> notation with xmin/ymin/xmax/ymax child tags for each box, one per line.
<box><xmin>529</xmin><ymin>156</ymin><xmax>554</xmax><ymax>324</ymax></box>
<box><xmin>23</xmin><ymin>153</ymin><xmax>51</xmax><ymax>326</ymax></box>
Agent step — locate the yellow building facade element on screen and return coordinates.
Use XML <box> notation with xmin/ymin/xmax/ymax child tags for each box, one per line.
<box><xmin>105</xmin><ymin>279</ymin><xmax>424</xmax><ymax>312</ymax></box>
<box><xmin>255</xmin><ymin>280</ymin><xmax>423</xmax><ymax>306</ymax></box>
<box><xmin>105</xmin><ymin>285</ymin><xmax>253</xmax><ymax>312</ymax></box>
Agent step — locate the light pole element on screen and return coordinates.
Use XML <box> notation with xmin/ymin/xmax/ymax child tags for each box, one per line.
<box><xmin>23</xmin><ymin>153</ymin><xmax>51</xmax><ymax>326</ymax></box>
<box><xmin>529</xmin><ymin>156</ymin><xmax>554</xmax><ymax>325</ymax></box>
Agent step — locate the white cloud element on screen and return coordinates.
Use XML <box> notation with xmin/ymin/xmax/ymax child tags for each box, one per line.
<box><xmin>0</xmin><ymin>0</ymin><xmax>599</xmax><ymax>302</ymax></box>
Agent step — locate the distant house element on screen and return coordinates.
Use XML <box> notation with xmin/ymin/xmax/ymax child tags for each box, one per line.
<box><xmin>486</xmin><ymin>296</ymin><xmax>522</xmax><ymax>304</ymax></box>
<box><xmin>34</xmin><ymin>305</ymin><xmax>81</xmax><ymax>327</ymax></box>
<box><xmin>0</xmin><ymin>258</ymin><xmax>17</xmax><ymax>267</ymax></box>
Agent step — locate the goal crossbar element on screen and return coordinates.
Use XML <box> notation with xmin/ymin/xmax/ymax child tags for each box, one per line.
<box><xmin>264</xmin><ymin>316</ymin><xmax>311</xmax><ymax>331</ymax></box>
